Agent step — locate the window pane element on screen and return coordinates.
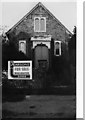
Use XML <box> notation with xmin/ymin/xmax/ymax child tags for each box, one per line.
<box><xmin>40</xmin><ymin>18</ymin><xmax>45</xmax><ymax>31</ymax></box>
<box><xmin>19</xmin><ymin>42</ymin><xmax>26</xmax><ymax>54</ymax></box>
<box><xmin>35</xmin><ymin>18</ymin><xmax>39</xmax><ymax>31</ymax></box>
<box><xmin>55</xmin><ymin>42</ymin><xmax>60</xmax><ymax>56</ymax></box>
<box><xmin>56</xmin><ymin>48</ymin><xmax>59</xmax><ymax>55</ymax></box>
<box><xmin>56</xmin><ymin>42</ymin><xmax>59</xmax><ymax>49</ymax></box>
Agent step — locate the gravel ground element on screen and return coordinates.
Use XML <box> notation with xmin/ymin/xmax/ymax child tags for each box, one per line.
<box><xmin>2</xmin><ymin>95</ymin><xmax>76</xmax><ymax>118</ymax></box>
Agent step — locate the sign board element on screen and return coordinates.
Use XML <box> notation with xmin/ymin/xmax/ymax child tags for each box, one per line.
<box><xmin>8</xmin><ymin>61</ymin><xmax>32</xmax><ymax>79</ymax></box>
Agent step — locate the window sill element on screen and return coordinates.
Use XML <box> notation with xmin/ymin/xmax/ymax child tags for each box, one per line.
<box><xmin>34</xmin><ymin>31</ymin><xmax>46</xmax><ymax>33</ymax></box>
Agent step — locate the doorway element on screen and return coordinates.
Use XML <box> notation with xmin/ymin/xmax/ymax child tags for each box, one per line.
<box><xmin>34</xmin><ymin>44</ymin><xmax>49</xmax><ymax>69</ymax></box>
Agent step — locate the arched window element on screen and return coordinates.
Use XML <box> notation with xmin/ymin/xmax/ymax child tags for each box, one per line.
<box><xmin>34</xmin><ymin>17</ymin><xmax>46</xmax><ymax>32</ymax></box>
<box><xmin>40</xmin><ymin>18</ymin><xmax>45</xmax><ymax>31</ymax></box>
<box><xmin>34</xmin><ymin>18</ymin><xmax>39</xmax><ymax>32</ymax></box>
<box><xmin>54</xmin><ymin>41</ymin><xmax>61</xmax><ymax>56</ymax></box>
<box><xmin>19</xmin><ymin>41</ymin><xmax>26</xmax><ymax>54</ymax></box>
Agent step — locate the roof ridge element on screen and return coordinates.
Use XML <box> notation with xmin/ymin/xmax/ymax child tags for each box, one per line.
<box><xmin>6</xmin><ymin>2</ymin><xmax>72</xmax><ymax>35</ymax></box>
<box><xmin>6</xmin><ymin>2</ymin><xmax>40</xmax><ymax>34</ymax></box>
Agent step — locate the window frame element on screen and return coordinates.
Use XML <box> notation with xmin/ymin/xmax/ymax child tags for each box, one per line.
<box><xmin>19</xmin><ymin>40</ymin><xmax>26</xmax><ymax>54</ymax></box>
<box><xmin>54</xmin><ymin>40</ymin><xmax>61</xmax><ymax>56</ymax></box>
<box><xmin>34</xmin><ymin>17</ymin><xmax>40</xmax><ymax>32</ymax></box>
<box><xmin>34</xmin><ymin>17</ymin><xmax>46</xmax><ymax>32</ymax></box>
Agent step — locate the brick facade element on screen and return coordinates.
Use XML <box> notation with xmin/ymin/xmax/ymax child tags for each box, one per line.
<box><xmin>6</xmin><ymin>2</ymin><xmax>72</xmax><ymax>88</ymax></box>
<box><xmin>7</xmin><ymin>3</ymin><xmax>71</xmax><ymax>60</ymax></box>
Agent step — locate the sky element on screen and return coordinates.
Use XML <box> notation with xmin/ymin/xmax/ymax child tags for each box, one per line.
<box><xmin>1</xmin><ymin>2</ymin><xmax>76</xmax><ymax>33</ymax></box>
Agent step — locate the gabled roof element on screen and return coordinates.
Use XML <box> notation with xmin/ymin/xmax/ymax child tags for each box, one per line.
<box><xmin>6</xmin><ymin>2</ymin><xmax>72</xmax><ymax>36</ymax></box>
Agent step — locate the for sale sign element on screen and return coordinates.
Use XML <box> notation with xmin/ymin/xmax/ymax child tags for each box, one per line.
<box><xmin>8</xmin><ymin>61</ymin><xmax>32</xmax><ymax>79</ymax></box>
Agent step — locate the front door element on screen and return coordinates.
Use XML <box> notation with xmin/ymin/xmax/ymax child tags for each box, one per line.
<box><xmin>35</xmin><ymin>44</ymin><xmax>49</xmax><ymax>69</ymax></box>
